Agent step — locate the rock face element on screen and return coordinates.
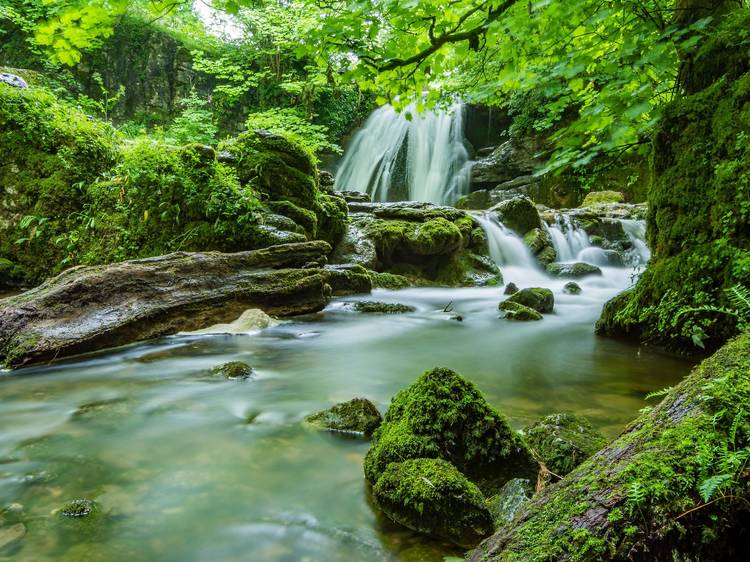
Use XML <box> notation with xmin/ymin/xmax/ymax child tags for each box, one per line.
<box><xmin>523</xmin><ymin>413</ymin><xmax>607</xmax><ymax>476</ymax></box>
<box><xmin>503</xmin><ymin>288</ymin><xmax>554</xmax><ymax>314</ymax></box>
<box><xmin>305</xmin><ymin>398</ymin><xmax>382</xmax><ymax>437</ymax></box>
<box><xmin>581</xmin><ymin>190</ymin><xmax>625</xmax><ymax>205</ymax></box>
<box><xmin>372</xmin><ymin>458</ymin><xmax>494</xmax><ymax>548</ymax></box>
<box><xmin>329</xmin><ymin>224</ymin><xmax>378</xmax><ymax>269</ymax></box>
<box><xmin>0</xmin><ymin>242</ymin><xmax>338</xmax><ymax>368</ymax></box>
<box><xmin>546</xmin><ymin>262</ymin><xmax>603</xmax><ymax>278</ymax></box>
<box><xmin>364</xmin><ymin>367</ymin><xmax>537</xmax><ymax>495</ymax></box>
<box><xmin>486</xmin><ymin>478</ymin><xmax>533</xmax><ymax>526</ymax></box>
<box><xmin>471</xmin><ymin>140</ymin><xmax>540</xmax><ymax>188</ymax></box>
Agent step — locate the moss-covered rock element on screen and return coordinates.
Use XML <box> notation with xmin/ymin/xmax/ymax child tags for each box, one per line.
<box><xmin>581</xmin><ymin>191</ymin><xmax>625</xmax><ymax>206</ymax></box>
<box><xmin>373</xmin><ymin>458</ymin><xmax>494</xmax><ymax>548</ymax></box>
<box><xmin>504</xmin><ymin>288</ymin><xmax>554</xmax><ymax>314</ymax></box>
<box><xmin>563</xmin><ymin>281</ymin><xmax>582</xmax><ymax>295</ymax></box>
<box><xmin>0</xmin><ymin>84</ymin><xmax>118</xmax><ymax>285</ymax></box>
<box><xmin>304</xmin><ymin>397</ymin><xmax>382</xmax><ymax>437</ymax></box>
<box><xmin>486</xmin><ymin>478</ymin><xmax>534</xmax><ymax>527</ymax></box>
<box><xmin>60</xmin><ymin>499</ymin><xmax>97</xmax><ymax>518</ymax></box>
<box><xmin>210</xmin><ymin>361</ymin><xmax>254</xmax><ymax>380</ymax></box>
<box><xmin>504</xmin><ymin>282</ymin><xmax>519</xmax><ymax>295</ymax></box>
<box><xmin>523</xmin><ymin>227</ymin><xmax>557</xmax><ymax>265</ymax></box>
<box><xmin>490</xmin><ymin>196</ymin><xmax>542</xmax><ymax>235</ymax></box>
<box><xmin>546</xmin><ymin>262</ymin><xmax>602</xmax><ymax>279</ymax></box>
<box><xmin>352</xmin><ymin>301</ymin><xmax>416</xmax><ymax>314</ymax></box>
<box><xmin>368</xmin><ymin>271</ymin><xmax>411</xmax><ymax>289</ymax></box>
<box><xmin>499</xmin><ymin>301</ymin><xmax>543</xmax><ymax>321</ymax></box>
<box><xmin>364</xmin><ymin>367</ymin><xmax>537</xmax><ymax>495</ymax></box>
<box><xmin>523</xmin><ymin>413</ymin><xmax>607</xmax><ymax>477</ymax></box>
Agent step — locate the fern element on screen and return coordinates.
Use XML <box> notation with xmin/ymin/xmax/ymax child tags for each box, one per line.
<box><xmin>645</xmin><ymin>386</ymin><xmax>673</xmax><ymax>401</ymax></box>
<box><xmin>698</xmin><ymin>473</ymin><xmax>732</xmax><ymax>502</ymax></box>
<box><xmin>628</xmin><ymin>481</ymin><xmax>646</xmax><ymax>506</ymax></box>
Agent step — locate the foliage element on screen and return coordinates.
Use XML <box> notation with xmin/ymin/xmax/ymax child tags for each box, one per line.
<box><xmin>165</xmin><ymin>90</ymin><xmax>218</xmax><ymax>146</ymax></box>
<box><xmin>245</xmin><ymin>108</ymin><xmax>339</xmax><ymax>155</ymax></box>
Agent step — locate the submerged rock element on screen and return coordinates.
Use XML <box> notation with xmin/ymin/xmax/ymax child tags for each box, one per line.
<box><xmin>563</xmin><ymin>282</ymin><xmax>582</xmax><ymax>295</ymax></box>
<box><xmin>504</xmin><ymin>288</ymin><xmax>554</xmax><ymax>314</ymax></box>
<box><xmin>210</xmin><ymin>361</ymin><xmax>254</xmax><ymax>380</ymax></box>
<box><xmin>60</xmin><ymin>499</ymin><xmax>97</xmax><ymax>518</ymax></box>
<box><xmin>189</xmin><ymin>308</ymin><xmax>276</xmax><ymax>334</ymax></box>
<box><xmin>351</xmin><ymin>301</ymin><xmax>416</xmax><ymax>314</ymax></box>
<box><xmin>0</xmin><ymin>523</ymin><xmax>25</xmax><ymax>550</ymax></box>
<box><xmin>523</xmin><ymin>413</ymin><xmax>607</xmax><ymax>476</ymax></box>
<box><xmin>499</xmin><ymin>301</ymin><xmax>543</xmax><ymax>321</ymax></box>
<box><xmin>304</xmin><ymin>398</ymin><xmax>382</xmax><ymax>437</ymax></box>
<box><xmin>486</xmin><ymin>478</ymin><xmax>533</xmax><ymax>526</ymax></box>
<box><xmin>546</xmin><ymin>262</ymin><xmax>602</xmax><ymax>278</ymax></box>
<box><xmin>373</xmin><ymin>458</ymin><xmax>494</xmax><ymax>548</ymax></box>
<box><xmin>364</xmin><ymin>367</ymin><xmax>537</xmax><ymax>495</ymax></box>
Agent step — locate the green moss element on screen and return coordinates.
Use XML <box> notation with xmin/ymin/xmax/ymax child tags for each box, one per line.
<box><xmin>499</xmin><ymin>301</ymin><xmax>543</xmax><ymax>321</ymax></box>
<box><xmin>492</xmin><ymin>196</ymin><xmax>541</xmax><ymax>235</ymax></box>
<box><xmin>365</xmin><ymin>367</ymin><xmax>537</xmax><ymax>495</ymax></box>
<box><xmin>503</xmin><ymin>288</ymin><xmax>554</xmax><ymax>314</ymax></box>
<box><xmin>523</xmin><ymin>413</ymin><xmax>607</xmax><ymax>477</ymax></box>
<box><xmin>304</xmin><ymin>397</ymin><xmax>382</xmax><ymax>436</ymax></box>
<box><xmin>352</xmin><ymin>301</ymin><xmax>416</xmax><ymax>314</ymax></box>
<box><xmin>368</xmin><ymin>271</ymin><xmax>411</xmax><ymax>289</ymax></box>
<box><xmin>597</xmin><ymin>26</ymin><xmax>750</xmax><ymax>350</ymax></box>
<box><xmin>546</xmin><ymin>262</ymin><xmax>603</xmax><ymax>279</ymax></box>
<box><xmin>60</xmin><ymin>499</ymin><xmax>97</xmax><ymax>518</ymax></box>
<box><xmin>581</xmin><ymin>190</ymin><xmax>625</xmax><ymax>206</ymax></box>
<box><xmin>471</xmin><ymin>333</ymin><xmax>750</xmax><ymax>561</ymax></box>
<box><xmin>210</xmin><ymin>361</ymin><xmax>254</xmax><ymax>380</ymax></box>
<box><xmin>373</xmin><ymin>458</ymin><xmax>494</xmax><ymax>548</ymax></box>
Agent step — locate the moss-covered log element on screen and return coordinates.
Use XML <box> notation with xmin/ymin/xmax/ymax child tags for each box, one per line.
<box><xmin>468</xmin><ymin>333</ymin><xmax>750</xmax><ymax>561</ymax></box>
<box><xmin>0</xmin><ymin>242</ymin><xmax>335</xmax><ymax>368</ymax></box>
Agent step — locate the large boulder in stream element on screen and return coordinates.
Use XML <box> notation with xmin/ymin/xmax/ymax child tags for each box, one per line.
<box><xmin>546</xmin><ymin>262</ymin><xmax>602</xmax><ymax>278</ymax></box>
<box><xmin>342</xmin><ymin>202</ymin><xmax>501</xmax><ymax>286</ymax></box>
<box><xmin>364</xmin><ymin>367</ymin><xmax>538</xmax><ymax>495</ymax></box>
<box><xmin>0</xmin><ymin>242</ymin><xmax>341</xmax><ymax>368</ymax></box>
<box><xmin>372</xmin><ymin>458</ymin><xmax>494</xmax><ymax>548</ymax></box>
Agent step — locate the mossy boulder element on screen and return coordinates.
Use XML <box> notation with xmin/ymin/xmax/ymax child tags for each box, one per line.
<box><xmin>0</xmin><ymin>84</ymin><xmax>118</xmax><ymax>285</ymax></box>
<box><xmin>563</xmin><ymin>282</ymin><xmax>582</xmax><ymax>295</ymax></box>
<box><xmin>304</xmin><ymin>397</ymin><xmax>382</xmax><ymax>437</ymax></box>
<box><xmin>523</xmin><ymin>228</ymin><xmax>556</xmax><ymax>265</ymax></box>
<box><xmin>546</xmin><ymin>262</ymin><xmax>602</xmax><ymax>279</ymax></box>
<box><xmin>352</xmin><ymin>301</ymin><xmax>416</xmax><ymax>314</ymax></box>
<box><xmin>523</xmin><ymin>413</ymin><xmax>607</xmax><ymax>477</ymax></box>
<box><xmin>490</xmin><ymin>196</ymin><xmax>542</xmax><ymax>235</ymax></box>
<box><xmin>499</xmin><ymin>301</ymin><xmax>543</xmax><ymax>321</ymax></box>
<box><xmin>372</xmin><ymin>458</ymin><xmax>494</xmax><ymax>548</ymax></box>
<box><xmin>368</xmin><ymin>271</ymin><xmax>411</xmax><ymax>289</ymax></box>
<box><xmin>504</xmin><ymin>288</ymin><xmax>554</xmax><ymax>314</ymax></box>
<box><xmin>210</xmin><ymin>361</ymin><xmax>254</xmax><ymax>380</ymax></box>
<box><xmin>504</xmin><ymin>282</ymin><xmax>519</xmax><ymax>295</ymax></box>
<box><xmin>364</xmin><ymin>367</ymin><xmax>538</xmax><ymax>495</ymax></box>
<box><xmin>581</xmin><ymin>191</ymin><xmax>625</xmax><ymax>206</ymax></box>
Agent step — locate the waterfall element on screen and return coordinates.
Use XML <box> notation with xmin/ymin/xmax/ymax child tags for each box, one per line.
<box><xmin>545</xmin><ymin>215</ymin><xmax>590</xmax><ymax>262</ymax></box>
<box><xmin>334</xmin><ymin>103</ymin><xmax>470</xmax><ymax>204</ymax></box>
<box><xmin>621</xmin><ymin>219</ymin><xmax>651</xmax><ymax>265</ymax></box>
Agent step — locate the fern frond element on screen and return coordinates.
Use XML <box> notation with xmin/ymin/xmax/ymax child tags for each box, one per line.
<box><xmin>726</xmin><ymin>285</ymin><xmax>750</xmax><ymax>317</ymax></box>
<box><xmin>698</xmin><ymin>473</ymin><xmax>732</xmax><ymax>502</ymax></box>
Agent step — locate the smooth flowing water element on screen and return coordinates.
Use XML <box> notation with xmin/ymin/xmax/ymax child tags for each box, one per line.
<box><xmin>334</xmin><ymin>104</ymin><xmax>471</xmax><ymax>204</ymax></box>
<box><xmin>0</xmin><ymin>217</ymin><xmax>693</xmax><ymax>562</ymax></box>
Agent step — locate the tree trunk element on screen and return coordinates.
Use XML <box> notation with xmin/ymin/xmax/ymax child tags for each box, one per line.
<box><xmin>468</xmin><ymin>334</ymin><xmax>750</xmax><ymax>561</ymax></box>
<box><xmin>0</xmin><ymin>241</ymin><xmax>371</xmax><ymax>368</ymax></box>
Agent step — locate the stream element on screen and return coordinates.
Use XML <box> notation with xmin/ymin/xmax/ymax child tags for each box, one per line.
<box><xmin>0</xmin><ymin>218</ymin><xmax>693</xmax><ymax>562</ymax></box>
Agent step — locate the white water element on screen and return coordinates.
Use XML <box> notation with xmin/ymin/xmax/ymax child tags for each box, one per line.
<box><xmin>622</xmin><ymin>219</ymin><xmax>651</xmax><ymax>264</ymax></box>
<box><xmin>335</xmin><ymin>104</ymin><xmax>470</xmax><ymax>204</ymax></box>
<box><xmin>545</xmin><ymin>215</ymin><xmax>591</xmax><ymax>262</ymax></box>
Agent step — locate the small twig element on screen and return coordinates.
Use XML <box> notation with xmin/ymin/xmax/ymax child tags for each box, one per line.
<box><xmin>674</xmin><ymin>495</ymin><xmax>750</xmax><ymax>520</ymax></box>
<box><xmin>443</xmin><ymin>301</ymin><xmax>454</xmax><ymax>313</ymax></box>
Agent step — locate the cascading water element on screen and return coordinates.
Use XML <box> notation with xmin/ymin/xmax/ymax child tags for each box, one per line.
<box><xmin>545</xmin><ymin>215</ymin><xmax>591</xmax><ymax>262</ymax></box>
<box><xmin>474</xmin><ymin>214</ymin><xmax>538</xmax><ymax>269</ymax></box>
<box><xmin>621</xmin><ymin>219</ymin><xmax>651</xmax><ymax>264</ymax></box>
<box><xmin>334</xmin><ymin>103</ymin><xmax>470</xmax><ymax>204</ymax></box>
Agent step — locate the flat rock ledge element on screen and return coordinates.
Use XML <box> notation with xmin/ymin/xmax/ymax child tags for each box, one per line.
<box><xmin>0</xmin><ymin>242</ymin><xmax>345</xmax><ymax>368</ymax></box>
